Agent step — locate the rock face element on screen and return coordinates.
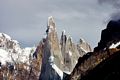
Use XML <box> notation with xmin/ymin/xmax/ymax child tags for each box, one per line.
<box><xmin>60</xmin><ymin>31</ymin><xmax>80</xmax><ymax>73</ymax></box>
<box><xmin>77</xmin><ymin>39</ymin><xmax>92</xmax><ymax>56</ymax></box>
<box><xmin>60</xmin><ymin>31</ymin><xmax>92</xmax><ymax>73</ymax></box>
<box><xmin>65</xmin><ymin>20</ymin><xmax>120</xmax><ymax>80</ymax></box>
<box><xmin>39</xmin><ymin>16</ymin><xmax>92</xmax><ymax>80</ymax></box>
<box><xmin>94</xmin><ymin>20</ymin><xmax>120</xmax><ymax>51</ymax></box>
<box><xmin>39</xmin><ymin>16</ymin><xmax>64</xmax><ymax>80</ymax></box>
<box><xmin>80</xmin><ymin>50</ymin><xmax>120</xmax><ymax>80</ymax></box>
<box><xmin>31</xmin><ymin>39</ymin><xmax>45</xmax><ymax>79</ymax></box>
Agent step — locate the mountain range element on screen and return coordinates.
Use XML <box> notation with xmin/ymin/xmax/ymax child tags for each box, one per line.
<box><xmin>0</xmin><ymin>16</ymin><xmax>120</xmax><ymax>80</ymax></box>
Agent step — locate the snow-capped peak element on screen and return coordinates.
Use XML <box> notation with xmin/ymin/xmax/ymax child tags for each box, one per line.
<box><xmin>0</xmin><ymin>33</ymin><xmax>36</xmax><ymax>65</ymax></box>
<box><xmin>0</xmin><ymin>33</ymin><xmax>11</xmax><ymax>40</ymax></box>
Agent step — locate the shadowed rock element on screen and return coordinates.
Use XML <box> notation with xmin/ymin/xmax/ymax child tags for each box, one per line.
<box><xmin>65</xmin><ymin>20</ymin><xmax>120</xmax><ymax>80</ymax></box>
<box><xmin>94</xmin><ymin>20</ymin><xmax>120</xmax><ymax>51</ymax></box>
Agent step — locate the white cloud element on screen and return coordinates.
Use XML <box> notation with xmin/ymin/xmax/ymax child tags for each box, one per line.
<box><xmin>0</xmin><ymin>0</ymin><xmax>116</xmax><ymax>48</ymax></box>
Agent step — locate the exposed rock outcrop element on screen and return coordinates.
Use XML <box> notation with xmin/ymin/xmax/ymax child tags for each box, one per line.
<box><xmin>39</xmin><ymin>16</ymin><xmax>92</xmax><ymax>80</ymax></box>
<box><xmin>94</xmin><ymin>20</ymin><xmax>120</xmax><ymax>51</ymax></box>
<box><xmin>60</xmin><ymin>31</ymin><xmax>92</xmax><ymax>73</ymax></box>
<box><xmin>65</xmin><ymin>20</ymin><xmax>120</xmax><ymax>80</ymax></box>
<box><xmin>60</xmin><ymin>31</ymin><xmax>80</xmax><ymax>73</ymax></box>
<box><xmin>80</xmin><ymin>50</ymin><xmax>120</xmax><ymax>80</ymax></box>
<box><xmin>32</xmin><ymin>39</ymin><xmax>45</xmax><ymax>79</ymax></box>
<box><xmin>39</xmin><ymin>16</ymin><xmax>64</xmax><ymax>80</ymax></box>
<box><xmin>77</xmin><ymin>38</ymin><xmax>92</xmax><ymax>56</ymax></box>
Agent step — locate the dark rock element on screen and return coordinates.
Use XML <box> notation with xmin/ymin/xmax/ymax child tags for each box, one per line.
<box><xmin>81</xmin><ymin>50</ymin><xmax>120</xmax><ymax>80</ymax></box>
<box><xmin>94</xmin><ymin>20</ymin><xmax>120</xmax><ymax>51</ymax></box>
<box><xmin>65</xmin><ymin>20</ymin><xmax>120</xmax><ymax>80</ymax></box>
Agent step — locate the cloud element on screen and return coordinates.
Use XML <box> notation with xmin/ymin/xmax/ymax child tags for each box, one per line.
<box><xmin>0</xmin><ymin>0</ymin><xmax>116</xmax><ymax>48</ymax></box>
<box><xmin>98</xmin><ymin>0</ymin><xmax>120</xmax><ymax>9</ymax></box>
<box><xmin>98</xmin><ymin>0</ymin><xmax>120</xmax><ymax>21</ymax></box>
<box><xmin>110</xmin><ymin>11</ymin><xmax>120</xmax><ymax>21</ymax></box>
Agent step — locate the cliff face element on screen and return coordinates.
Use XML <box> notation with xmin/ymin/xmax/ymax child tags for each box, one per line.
<box><xmin>65</xmin><ymin>20</ymin><xmax>120</xmax><ymax>80</ymax></box>
<box><xmin>94</xmin><ymin>20</ymin><xmax>120</xmax><ymax>51</ymax></box>
<box><xmin>60</xmin><ymin>31</ymin><xmax>92</xmax><ymax>73</ymax></box>
<box><xmin>77</xmin><ymin>39</ymin><xmax>92</xmax><ymax>56</ymax></box>
<box><xmin>39</xmin><ymin>16</ymin><xmax>92</xmax><ymax>80</ymax></box>
<box><xmin>60</xmin><ymin>31</ymin><xmax>80</xmax><ymax>73</ymax></box>
<box><xmin>39</xmin><ymin>16</ymin><xmax>64</xmax><ymax>80</ymax></box>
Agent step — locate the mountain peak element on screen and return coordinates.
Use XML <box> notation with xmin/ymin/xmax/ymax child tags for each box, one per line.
<box><xmin>47</xmin><ymin>16</ymin><xmax>55</xmax><ymax>29</ymax></box>
<box><xmin>0</xmin><ymin>33</ymin><xmax>36</xmax><ymax>65</ymax></box>
<box><xmin>0</xmin><ymin>33</ymin><xmax>11</xmax><ymax>40</ymax></box>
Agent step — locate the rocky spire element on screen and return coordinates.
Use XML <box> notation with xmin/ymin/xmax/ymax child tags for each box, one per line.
<box><xmin>40</xmin><ymin>16</ymin><xmax>63</xmax><ymax>80</ymax></box>
<box><xmin>64</xmin><ymin>36</ymin><xmax>80</xmax><ymax>72</ymax></box>
<box><xmin>47</xmin><ymin>16</ymin><xmax>55</xmax><ymax>29</ymax></box>
<box><xmin>39</xmin><ymin>16</ymin><xmax>92</xmax><ymax>80</ymax></box>
<box><xmin>77</xmin><ymin>38</ymin><xmax>92</xmax><ymax>56</ymax></box>
<box><xmin>60</xmin><ymin>31</ymin><xmax>80</xmax><ymax>73</ymax></box>
<box><xmin>46</xmin><ymin>16</ymin><xmax>63</xmax><ymax>67</ymax></box>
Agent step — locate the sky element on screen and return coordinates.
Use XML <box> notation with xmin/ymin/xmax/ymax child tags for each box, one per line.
<box><xmin>0</xmin><ymin>0</ymin><xmax>119</xmax><ymax>48</ymax></box>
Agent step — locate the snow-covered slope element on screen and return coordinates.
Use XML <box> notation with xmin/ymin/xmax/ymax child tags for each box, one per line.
<box><xmin>0</xmin><ymin>33</ymin><xmax>36</xmax><ymax>65</ymax></box>
<box><xmin>0</xmin><ymin>33</ymin><xmax>22</xmax><ymax>53</ymax></box>
<box><xmin>0</xmin><ymin>49</ymin><xmax>11</xmax><ymax>64</ymax></box>
<box><xmin>109</xmin><ymin>41</ymin><xmax>120</xmax><ymax>49</ymax></box>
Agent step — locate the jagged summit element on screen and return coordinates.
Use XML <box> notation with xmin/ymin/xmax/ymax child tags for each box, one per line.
<box><xmin>46</xmin><ymin>16</ymin><xmax>57</xmax><ymax>35</ymax></box>
<box><xmin>39</xmin><ymin>16</ymin><xmax>92</xmax><ymax>80</ymax></box>
<box><xmin>40</xmin><ymin>16</ymin><xmax>64</xmax><ymax>80</ymax></box>
<box><xmin>0</xmin><ymin>33</ymin><xmax>11</xmax><ymax>40</ymax></box>
<box><xmin>47</xmin><ymin>16</ymin><xmax>56</xmax><ymax>29</ymax></box>
<box><xmin>0</xmin><ymin>33</ymin><xmax>21</xmax><ymax>52</ymax></box>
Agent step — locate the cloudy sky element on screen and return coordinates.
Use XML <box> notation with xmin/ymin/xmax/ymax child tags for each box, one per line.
<box><xmin>0</xmin><ymin>0</ymin><xmax>119</xmax><ymax>48</ymax></box>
